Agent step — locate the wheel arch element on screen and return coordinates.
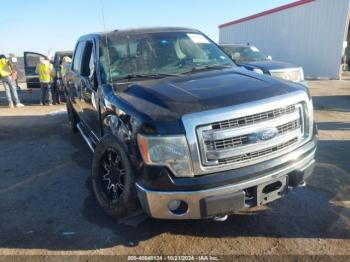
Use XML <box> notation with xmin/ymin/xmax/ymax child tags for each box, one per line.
<box><xmin>101</xmin><ymin>111</ymin><xmax>137</xmax><ymax>158</ymax></box>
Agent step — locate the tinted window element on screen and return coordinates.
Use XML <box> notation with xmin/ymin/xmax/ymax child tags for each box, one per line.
<box><xmin>54</xmin><ymin>53</ymin><xmax>72</xmax><ymax>68</ymax></box>
<box><xmin>81</xmin><ymin>42</ymin><xmax>93</xmax><ymax>77</ymax></box>
<box><xmin>72</xmin><ymin>42</ymin><xmax>86</xmax><ymax>73</ymax></box>
<box><xmin>25</xmin><ymin>53</ymin><xmax>46</xmax><ymax>68</ymax></box>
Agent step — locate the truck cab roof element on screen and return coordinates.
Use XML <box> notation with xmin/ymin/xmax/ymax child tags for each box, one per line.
<box><xmin>78</xmin><ymin>27</ymin><xmax>202</xmax><ymax>41</ymax></box>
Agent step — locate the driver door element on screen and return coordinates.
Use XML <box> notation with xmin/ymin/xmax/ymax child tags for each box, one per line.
<box><xmin>23</xmin><ymin>52</ymin><xmax>48</xmax><ymax>88</ymax></box>
<box><xmin>79</xmin><ymin>41</ymin><xmax>100</xmax><ymax>138</ymax></box>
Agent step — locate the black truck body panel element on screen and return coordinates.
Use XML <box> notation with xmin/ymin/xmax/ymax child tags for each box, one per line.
<box><xmin>65</xmin><ymin>27</ymin><xmax>317</xmax><ymax>219</ymax></box>
<box><xmin>115</xmin><ymin>68</ymin><xmax>307</xmax><ymax>134</ymax></box>
<box><xmin>66</xmin><ymin>26</ymin><xmax>312</xmax><ymax>168</ymax></box>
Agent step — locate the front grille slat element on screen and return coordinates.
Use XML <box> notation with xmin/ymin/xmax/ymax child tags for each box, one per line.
<box><xmin>197</xmin><ymin>103</ymin><xmax>305</xmax><ymax>168</ymax></box>
<box><xmin>277</xmin><ymin>119</ymin><xmax>300</xmax><ymax>135</ymax></box>
<box><xmin>211</xmin><ymin>104</ymin><xmax>296</xmax><ymax>130</ymax></box>
<box><xmin>205</xmin><ymin>119</ymin><xmax>300</xmax><ymax>151</ymax></box>
<box><xmin>218</xmin><ymin>138</ymin><xmax>298</xmax><ymax>165</ymax></box>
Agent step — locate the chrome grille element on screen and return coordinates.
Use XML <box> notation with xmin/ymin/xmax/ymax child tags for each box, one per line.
<box><xmin>205</xmin><ymin>135</ymin><xmax>249</xmax><ymax>150</ymax></box>
<box><xmin>196</xmin><ymin>103</ymin><xmax>305</xmax><ymax>168</ymax></box>
<box><xmin>218</xmin><ymin>138</ymin><xmax>298</xmax><ymax>165</ymax></box>
<box><xmin>270</xmin><ymin>68</ymin><xmax>302</xmax><ymax>83</ymax></box>
<box><xmin>182</xmin><ymin>91</ymin><xmax>313</xmax><ymax>176</ymax></box>
<box><xmin>211</xmin><ymin>104</ymin><xmax>295</xmax><ymax>130</ymax></box>
<box><xmin>277</xmin><ymin>119</ymin><xmax>300</xmax><ymax>135</ymax></box>
<box><xmin>205</xmin><ymin>119</ymin><xmax>301</xmax><ymax>151</ymax></box>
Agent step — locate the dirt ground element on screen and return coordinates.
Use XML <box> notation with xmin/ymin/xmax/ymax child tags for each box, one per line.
<box><xmin>0</xmin><ymin>80</ymin><xmax>349</xmax><ymax>258</ymax></box>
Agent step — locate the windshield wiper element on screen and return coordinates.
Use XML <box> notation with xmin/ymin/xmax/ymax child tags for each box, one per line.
<box><xmin>182</xmin><ymin>64</ymin><xmax>233</xmax><ymax>74</ymax></box>
<box><xmin>115</xmin><ymin>73</ymin><xmax>181</xmax><ymax>81</ymax></box>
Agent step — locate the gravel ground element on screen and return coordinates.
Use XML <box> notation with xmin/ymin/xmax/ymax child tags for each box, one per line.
<box><xmin>0</xmin><ymin>80</ymin><xmax>349</xmax><ymax>258</ymax></box>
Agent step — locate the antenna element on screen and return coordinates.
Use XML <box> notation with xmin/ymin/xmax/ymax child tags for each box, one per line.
<box><xmin>98</xmin><ymin>0</ymin><xmax>112</xmax><ymax>83</ymax></box>
<box><xmin>99</xmin><ymin>0</ymin><xmax>106</xmax><ymax>30</ymax></box>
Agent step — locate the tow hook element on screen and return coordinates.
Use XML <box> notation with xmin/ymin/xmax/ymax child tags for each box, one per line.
<box><xmin>213</xmin><ymin>215</ymin><xmax>228</xmax><ymax>222</ymax></box>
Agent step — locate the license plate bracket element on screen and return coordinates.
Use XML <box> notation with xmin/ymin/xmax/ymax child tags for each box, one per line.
<box><xmin>256</xmin><ymin>176</ymin><xmax>288</xmax><ymax>206</ymax></box>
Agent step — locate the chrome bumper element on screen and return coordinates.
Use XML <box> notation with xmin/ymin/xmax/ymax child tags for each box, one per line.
<box><xmin>136</xmin><ymin>148</ymin><xmax>316</xmax><ymax>220</ymax></box>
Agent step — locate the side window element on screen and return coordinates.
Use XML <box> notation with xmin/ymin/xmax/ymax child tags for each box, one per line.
<box><xmin>81</xmin><ymin>42</ymin><xmax>92</xmax><ymax>76</ymax></box>
<box><xmin>72</xmin><ymin>42</ymin><xmax>85</xmax><ymax>73</ymax></box>
<box><xmin>25</xmin><ymin>53</ymin><xmax>46</xmax><ymax>68</ymax></box>
<box><xmin>81</xmin><ymin>41</ymin><xmax>98</xmax><ymax>89</ymax></box>
<box><xmin>89</xmin><ymin>51</ymin><xmax>95</xmax><ymax>78</ymax></box>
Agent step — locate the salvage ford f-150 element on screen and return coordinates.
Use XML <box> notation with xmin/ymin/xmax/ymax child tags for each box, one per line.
<box><xmin>64</xmin><ymin>27</ymin><xmax>317</xmax><ymax>220</ymax></box>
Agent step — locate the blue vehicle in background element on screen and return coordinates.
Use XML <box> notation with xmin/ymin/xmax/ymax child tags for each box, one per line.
<box><xmin>220</xmin><ymin>43</ymin><xmax>307</xmax><ymax>86</ymax></box>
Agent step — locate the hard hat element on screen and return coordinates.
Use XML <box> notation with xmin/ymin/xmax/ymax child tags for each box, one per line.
<box><xmin>62</xmin><ymin>56</ymin><xmax>72</xmax><ymax>63</ymax></box>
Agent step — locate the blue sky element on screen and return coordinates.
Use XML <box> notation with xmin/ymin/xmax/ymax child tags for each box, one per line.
<box><xmin>1</xmin><ymin>0</ymin><xmax>294</xmax><ymax>56</ymax></box>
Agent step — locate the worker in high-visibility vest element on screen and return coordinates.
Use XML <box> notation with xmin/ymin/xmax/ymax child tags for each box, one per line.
<box><xmin>60</xmin><ymin>56</ymin><xmax>72</xmax><ymax>80</ymax></box>
<box><xmin>51</xmin><ymin>56</ymin><xmax>72</xmax><ymax>104</ymax></box>
<box><xmin>35</xmin><ymin>57</ymin><xmax>56</xmax><ymax>106</ymax></box>
<box><xmin>0</xmin><ymin>54</ymin><xmax>24</xmax><ymax>108</ymax></box>
<box><xmin>61</xmin><ymin>56</ymin><xmax>72</xmax><ymax>88</ymax></box>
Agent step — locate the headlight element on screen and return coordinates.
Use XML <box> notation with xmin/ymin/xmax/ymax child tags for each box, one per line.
<box><xmin>253</xmin><ymin>68</ymin><xmax>264</xmax><ymax>74</ymax></box>
<box><xmin>137</xmin><ymin>134</ymin><xmax>193</xmax><ymax>177</ymax></box>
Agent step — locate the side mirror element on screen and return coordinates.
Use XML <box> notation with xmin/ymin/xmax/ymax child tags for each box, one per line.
<box><xmin>231</xmin><ymin>54</ymin><xmax>237</xmax><ymax>61</ymax></box>
<box><xmin>267</xmin><ymin>55</ymin><xmax>272</xmax><ymax>61</ymax></box>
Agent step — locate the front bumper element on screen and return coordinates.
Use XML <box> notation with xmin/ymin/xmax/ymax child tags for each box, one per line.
<box><xmin>136</xmin><ymin>145</ymin><xmax>316</xmax><ymax>220</ymax></box>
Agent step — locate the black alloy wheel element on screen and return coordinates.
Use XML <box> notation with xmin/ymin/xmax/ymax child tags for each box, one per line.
<box><xmin>92</xmin><ymin>135</ymin><xmax>139</xmax><ymax>219</ymax></box>
<box><xmin>100</xmin><ymin>148</ymin><xmax>126</xmax><ymax>202</ymax></box>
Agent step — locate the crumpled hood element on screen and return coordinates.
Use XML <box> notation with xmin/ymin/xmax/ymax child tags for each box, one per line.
<box><xmin>117</xmin><ymin>68</ymin><xmax>305</xmax><ymax>126</ymax></box>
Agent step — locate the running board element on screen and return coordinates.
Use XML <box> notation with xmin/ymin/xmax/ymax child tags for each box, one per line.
<box><xmin>76</xmin><ymin>123</ymin><xmax>95</xmax><ymax>152</ymax></box>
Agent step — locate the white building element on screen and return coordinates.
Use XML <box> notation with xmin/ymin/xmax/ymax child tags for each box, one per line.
<box><xmin>219</xmin><ymin>0</ymin><xmax>350</xmax><ymax>79</ymax></box>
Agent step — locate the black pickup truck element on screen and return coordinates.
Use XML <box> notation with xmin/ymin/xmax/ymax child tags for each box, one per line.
<box><xmin>65</xmin><ymin>27</ymin><xmax>317</xmax><ymax>220</ymax></box>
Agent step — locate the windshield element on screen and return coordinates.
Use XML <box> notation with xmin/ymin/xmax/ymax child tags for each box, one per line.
<box><xmin>99</xmin><ymin>31</ymin><xmax>235</xmax><ymax>82</ymax></box>
<box><xmin>222</xmin><ymin>45</ymin><xmax>267</xmax><ymax>62</ymax></box>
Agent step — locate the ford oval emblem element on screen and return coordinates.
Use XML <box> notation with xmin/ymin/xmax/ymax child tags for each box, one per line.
<box><xmin>259</xmin><ymin>127</ymin><xmax>279</xmax><ymax>141</ymax></box>
<box><xmin>249</xmin><ymin>127</ymin><xmax>279</xmax><ymax>143</ymax></box>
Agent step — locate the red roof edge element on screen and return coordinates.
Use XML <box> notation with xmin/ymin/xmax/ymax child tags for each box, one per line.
<box><xmin>219</xmin><ymin>0</ymin><xmax>315</xmax><ymax>28</ymax></box>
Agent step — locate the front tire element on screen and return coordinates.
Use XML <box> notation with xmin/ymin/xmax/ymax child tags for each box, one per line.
<box><xmin>91</xmin><ymin>135</ymin><xmax>138</xmax><ymax>219</ymax></box>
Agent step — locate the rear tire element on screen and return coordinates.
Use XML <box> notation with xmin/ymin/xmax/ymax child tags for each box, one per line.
<box><xmin>91</xmin><ymin>135</ymin><xmax>139</xmax><ymax>219</ymax></box>
<box><xmin>66</xmin><ymin>100</ymin><xmax>78</xmax><ymax>133</ymax></box>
